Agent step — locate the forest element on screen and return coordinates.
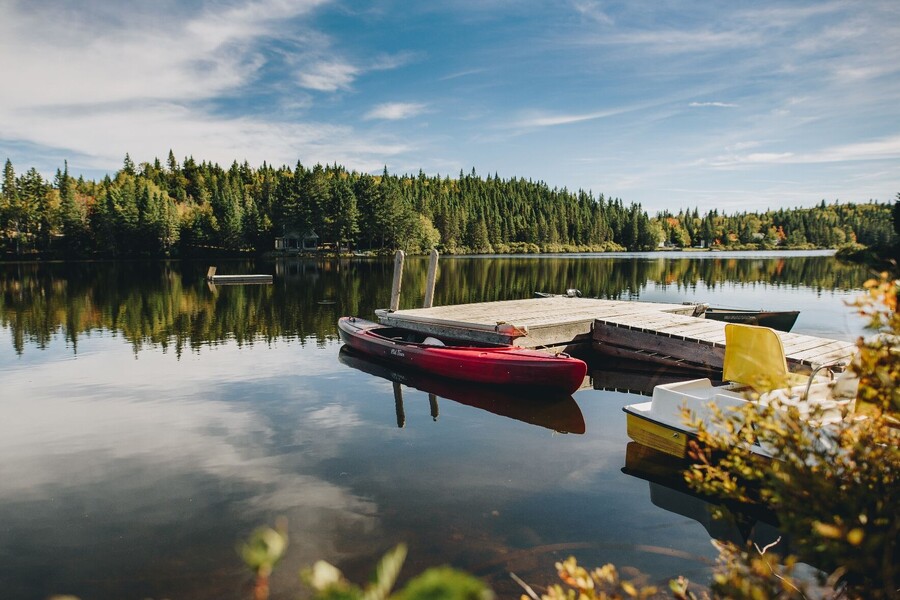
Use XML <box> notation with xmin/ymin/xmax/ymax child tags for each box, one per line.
<box><xmin>1</xmin><ymin>154</ymin><xmax>897</xmax><ymax>258</ymax></box>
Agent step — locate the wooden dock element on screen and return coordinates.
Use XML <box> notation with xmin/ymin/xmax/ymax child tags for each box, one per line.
<box><xmin>372</xmin><ymin>251</ymin><xmax>856</xmax><ymax>375</ymax></box>
<box><xmin>206</xmin><ymin>266</ymin><xmax>273</xmax><ymax>285</ymax></box>
<box><xmin>375</xmin><ymin>295</ymin><xmax>856</xmax><ymax>374</ymax></box>
<box><xmin>376</xmin><ymin>297</ymin><xmax>702</xmax><ymax>348</ymax></box>
<box><xmin>593</xmin><ymin>311</ymin><xmax>856</xmax><ymax>374</ymax></box>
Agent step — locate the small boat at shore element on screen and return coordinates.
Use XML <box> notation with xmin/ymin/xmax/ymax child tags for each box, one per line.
<box><xmin>337</xmin><ymin>317</ymin><xmax>587</xmax><ymax>394</ymax></box>
<box><xmin>535</xmin><ymin>292</ymin><xmax>799</xmax><ymax>332</ymax></box>
<box><xmin>702</xmin><ymin>307</ymin><xmax>799</xmax><ymax>332</ymax></box>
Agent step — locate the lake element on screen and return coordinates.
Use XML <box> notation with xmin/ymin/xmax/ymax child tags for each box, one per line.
<box><xmin>0</xmin><ymin>251</ymin><xmax>873</xmax><ymax>599</ymax></box>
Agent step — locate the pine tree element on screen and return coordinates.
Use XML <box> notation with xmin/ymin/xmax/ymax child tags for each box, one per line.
<box><xmin>59</xmin><ymin>161</ymin><xmax>85</xmax><ymax>255</ymax></box>
<box><xmin>2</xmin><ymin>159</ymin><xmax>20</xmax><ymax>253</ymax></box>
<box><xmin>331</xmin><ymin>177</ymin><xmax>359</xmax><ymax>248</ymax></box>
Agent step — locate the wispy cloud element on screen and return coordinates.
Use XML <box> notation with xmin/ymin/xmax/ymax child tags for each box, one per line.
<box><xmin>369</xmin><ymin>52</ymin><xmax>419</xmax><ymax>71</ymax></box>
<box><xmin>702</xmin><ymin>134</ymin><xmax>900</xmax><ymax>168</ymax></box>
<box><xmin>439</xmin><ymin>68</ymin><xmax>488</xmax><ymax>81</ymax></box>
<box><xmin>297</xmin><ymin>61</ymin><xmax>360</xmax><ymax>91</ymax></box>
<box><xmin>0</xmin><ymin>0</ymin><xmax>325</xmax><ymax>107</ymax></box>
<box><xmin>689</xmin><ymin>101</ymin><xmax>738</xmax><ymax>108</ymax></box>
<box><xmin>364</xmin><ymin>102</ymin><xmax>427</xmax><ymax>120</ymax></box>
<box><xmin>512</xmin><ymin>107</ymin><xmax>629</xmax><ymax>128</ymax></box>
<box><xmin>572</xmin><ymin>0</ymin><xmax>614</xmax><ymax>26</ymax></box>
<box><xmin>0</xmin><ymin>0</ymin><xmax>415</xmax><ymax>174</ymax></box>
<box><xmin>295</xmin><ymin>52</ymin><xmax>415</xmax><ymax>93</ymax></box>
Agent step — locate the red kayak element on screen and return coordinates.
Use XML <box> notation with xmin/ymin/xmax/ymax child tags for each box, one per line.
<box><xmin>337</xmin><ymin>317</ymin><xmax>587</xmax><ymax>394</ymax></box>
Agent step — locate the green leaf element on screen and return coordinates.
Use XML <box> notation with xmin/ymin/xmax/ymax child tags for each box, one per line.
<box><xmin>362</xmin><ymin>544</ymin><xmax>407</xmax><ymax>600</ymax></box>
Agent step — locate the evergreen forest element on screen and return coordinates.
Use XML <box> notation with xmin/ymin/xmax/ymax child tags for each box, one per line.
<box><xmin>1</xmin><ymin>154</ymin><xmax>897</xmax><ymax>258</ymax></box>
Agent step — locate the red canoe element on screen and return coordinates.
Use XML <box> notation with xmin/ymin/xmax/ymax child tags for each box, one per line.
<box><xmin>337</xmin><ymin>317</ymin><xmax>587</xmax><ymax>394</ymax></box>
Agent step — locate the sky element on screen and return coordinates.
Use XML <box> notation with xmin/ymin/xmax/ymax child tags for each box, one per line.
<box><xmin>1</xmin><ymin>0</ymin><xmax>898</xmax><ymax>214</ymax></box>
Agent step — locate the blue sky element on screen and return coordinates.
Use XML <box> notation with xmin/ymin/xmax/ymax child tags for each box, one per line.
<box><xmin>1</xmin><ymin>0</ymin><xmax>898</xmax><ymax>213</ymax></box>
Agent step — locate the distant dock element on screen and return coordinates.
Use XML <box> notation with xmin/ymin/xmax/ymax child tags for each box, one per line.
<box><xmin>206</xmin><ymin>266</ymin><xmax>273</xmax><ymax>285</ymax></box>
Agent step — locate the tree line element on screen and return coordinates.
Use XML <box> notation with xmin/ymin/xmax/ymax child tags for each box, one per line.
<box><xmin>1</xmin><ymin>154</ymin><xmax>897</xmax><ymax>258</ymax></box>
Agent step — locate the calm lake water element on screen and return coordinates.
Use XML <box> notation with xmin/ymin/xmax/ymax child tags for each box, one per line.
<box><xmin>0</xmin><ymin>251</ymin><xmax>873</xmax><ymax>599</ymax></box>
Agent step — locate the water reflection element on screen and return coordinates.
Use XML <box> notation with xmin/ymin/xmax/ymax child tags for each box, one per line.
<box><xmin>622</xmin><ymin>443</ymin><xmax>782</xmax><ymax>550</ymax></box>
<box><xmin>0</xmin><ymin>337</ymin><xmax>382</xmax><ymax>600</ymax></box>
<box><xmin>590</xmin><ymin>357</ymin><xmax>723</xmax><ymax>396</ymax></box>
<box><xmin>338</xmin><ymin>347</ymin><xmax>586</xmax><ymax>434</ymax></box>
<box><xmin>0</xmin><ymin>252</ymin><xmax>874</xmax><ymax>600</ymax></box>
<box><xmin>0</xmin><ymin>252</ymin><xmax>870</xmax><ymax>356</ymax></box>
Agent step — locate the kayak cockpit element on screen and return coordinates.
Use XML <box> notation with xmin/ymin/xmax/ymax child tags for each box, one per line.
<box><xmin>366</xmin><ymin>326</ymin><xmax>504</xmax><ymax>349</ymax></box>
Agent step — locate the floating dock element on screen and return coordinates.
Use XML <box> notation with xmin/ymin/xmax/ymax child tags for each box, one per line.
<box><xmin>206</xmin><ymin>266</ymin><xmax>273</xmax><ymax>285</ymax></box>
<box><xmin>376</xmin><ymin>296</ymin><xmax>856</xmax><ymax>374</ymax></box>
<box><xmin>373</xmin><ymin>251</ymin><xmax>857</xmax><ymax>376</ymax></box>
<box><xmin>593</xmin><ymin>310</ymin><xmax>856</xmax><ymax>374</ymax></box>
<box><xmin>376</xmin><ymin>297</ymin><xmax>703</xmax><ymax>348</ymax></box>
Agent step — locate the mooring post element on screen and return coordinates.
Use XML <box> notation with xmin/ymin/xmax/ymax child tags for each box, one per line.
<box><xmin>423</xmin><ymin>248</ymin><xmax>439</xmax><ymax>308</ymax></box>
<box><xmin>390</xmin><ymin>250</ymin><xmax>405</xmax><ymax>311</ymax></box>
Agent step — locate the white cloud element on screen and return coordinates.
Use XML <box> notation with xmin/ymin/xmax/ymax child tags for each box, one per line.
<box><xmin>703</xmin><ymin>134</ymin><xmax>900</xmax><ymax>168</ymax></box>
<box><xmin>798</xmin><ymin>135</ymin><xmax>900</xmax><ymax>163</ymax></box>
<box><xmin>572</xmin><ymin>0</ymin><xmax>614</xmax><ymax>26</ymax></box>
<box><xmin>297</xmin><ymin>60</ymin><xmax>360</xmax><ymax>91</ymax></box>
<box><xmin>727</xmin><ymin>141</ymin><xmax>763</xmax><ymax>151</ymax></box>
<box><xmin>689</xmin><ymin>101</ymin><xmax>738</xmax><ymax>108</ymax></box>
<box><xmin>0</xmin><ymin>100</ymin><xmax>411</xmax><ymax>177</ymax></box>
<box><xmin>364</xmin><ymin>102</ymin><xmax>427</xmax><ymax>120</ymax></box>
<box><xmin>0</xmin><ymin>0</ymin><xmax>420</xmax><ymax>174</ymax></box>
<box><xmin>0</xmin><ymin>0</ymin><xmax>325</xmax><ymax>108</ymax></box>
<box><xmin>512</xmin><ymin>107</ymin><xmax>628</xmax><ymax>128</ymax></box>
<box><xmin>438</xmin><ymin>68</ymin><xmax>488</xmax><ymax>81</ymax></box>
<box><xmin>369</xmin><ymin>52</ymin><xmax>419</xmax><ymax>71</ymax></box>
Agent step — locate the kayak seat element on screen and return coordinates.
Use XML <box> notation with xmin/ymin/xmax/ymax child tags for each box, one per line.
<box><xmin>422</xmin><ymin>336</ymin><xmax>445</xmax><ymax>346</ymax></box>
<box><xmin>723</xmin><ymin>323</ymin><xmax>808</xmax><ymax>391</ymax></box>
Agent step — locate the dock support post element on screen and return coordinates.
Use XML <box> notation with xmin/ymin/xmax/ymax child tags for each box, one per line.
<box><xmin>423</xmin><ymin>248</ymin><xmax>439</xmax><ymax>308</ymax></box>
<box><xmin>390</xmin><ymin>250</ymin><xmax>405</xmax><ymax>311</ymax></box>
<box><xmin>429</xmin><ymin>393</ymin><xmax>439</xmax><ymax>421</ymax></box>
<box><xmin>393</xmin><ymin>382</ymin><xmax>405</xmax><ymax>428</ymax></box>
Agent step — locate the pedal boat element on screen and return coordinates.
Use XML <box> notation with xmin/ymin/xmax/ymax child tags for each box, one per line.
<box><xmin>623</xmin><ymin>323</ymin><xmax>857</xmax><ymax>458</ymax></box>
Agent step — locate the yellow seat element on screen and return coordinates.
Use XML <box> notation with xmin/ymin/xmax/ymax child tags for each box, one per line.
<box><xmin>723</xmin><ymin>323</ymin><xmax>808</xmax><ymax>391</ymax></box>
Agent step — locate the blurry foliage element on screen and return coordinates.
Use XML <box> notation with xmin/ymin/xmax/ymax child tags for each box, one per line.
<box><xmin>529</xmin><ymin>557</ymin><xmax>673</xmax><ymax>600</ymax></box>
<box><xmin>234</xmin><ymin>524</ymin><xmax>492</xmax><ymax>600</ymax></box>
<box><xmin>240</xmin><ymin>519</ymin><xmax>288</xmax><ymax>600</ymax></box>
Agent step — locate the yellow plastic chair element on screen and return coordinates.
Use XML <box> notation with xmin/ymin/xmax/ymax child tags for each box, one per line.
<box><xmin>723</xmin><ymin>323</ymin><xmax>808</xmax><ymax>390</ymax></box>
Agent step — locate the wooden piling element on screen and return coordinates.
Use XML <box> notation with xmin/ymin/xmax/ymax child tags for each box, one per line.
<box><xmin>393</xmin><ymin>382</ymin><xmax>405</xmax><ymax>428</ymax></box>
<box><xmin>424</xmin><ymin>249</ymin><xmax>439</xmax><ymax>308</ymax></box>
<box><xmin>390</xmin><ymin>250</ymin><xmax>405</xmax><ymax>311</ymax></box>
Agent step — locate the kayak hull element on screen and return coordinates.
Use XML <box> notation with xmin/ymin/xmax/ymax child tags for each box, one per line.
<box><xmin>337</xmin><ymin>317</ymin><xmax>587</xmax><ymax>394</ymax></box>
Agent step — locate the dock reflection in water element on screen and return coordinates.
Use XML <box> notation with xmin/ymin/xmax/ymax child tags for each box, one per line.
<box><xmin>623</xmin><ymin>442</ymin><xmax>784</xmax><ymax>550</ymax></box>
<box><xmin>338</xmin><ymin>347</ymin><xmax>586</xmax><ymax>434</ymax></box>
<box><xmin>590</xmin><ymin>357</ymin><xmax>724</xmax><ymax>396</ymax></box>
